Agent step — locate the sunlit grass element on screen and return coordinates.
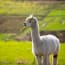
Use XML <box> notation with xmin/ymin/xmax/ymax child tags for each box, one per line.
<box><xmin>0</xmin><ymin>1</ymin><xmax>65</xmax><ymax>31</ymax></box>
<box><xmin>0</xmin><ymin>1</ymin><xmax>48</xmax><ymax>15</ymax></box>
<box><xmin>0</xmin><ymin>41</ymin><xmax>65</xmax><ymax>65</ymax></box>
<box><xmin>0</xmin><ymin>41</ymin><xmax>34</xmax><ymax>65</ymax></box>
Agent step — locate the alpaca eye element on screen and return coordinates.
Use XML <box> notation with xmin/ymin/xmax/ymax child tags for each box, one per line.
<box><xmin>29</xmin><ymin>21</ymin><xmax>31</xmax><ymax>23</ymax></box>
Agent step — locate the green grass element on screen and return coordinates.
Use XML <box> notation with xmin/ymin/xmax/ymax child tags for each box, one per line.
<box><xmin>0</xmin><ymin>0</ymin><xmax>65</xmax><ymax>16</ymax></box>
<box><xmin>0</xmin><ymin>41</ymin><xmax>65</xmax><ymax>65</ymax></box>
<box><xmin>39</xmin><ymin>19</ymin><xmax>65</xmax><ymax>31</ymax></box>
<box><xmin>0</xmin><ymin>33</ymin><xmax>16</xmax><ymax>41</ymax></box>
<box><xmin>0</xmin><ymin>1</ymin><xmax>49</xmax><ymax>15</ymax></box>
<box><xmin>49</xmin><ymin>10</ymin><xmax>65</xmax><ymax>16</ymax></box>
<box><xmin>0</xmin><ymin>41</ymin><xmax>34</xmax><ymax>65</ymax></box>
<box><xmin>0</xmin><ymin>1</ymin><xmax>65</xmax><ymax>32</ymax></box>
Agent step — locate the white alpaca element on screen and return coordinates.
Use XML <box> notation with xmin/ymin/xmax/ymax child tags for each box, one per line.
<box><xmin>24</xmin><ymin>15</ymin><xmax>60</xmax><ymax>65</ymax></box>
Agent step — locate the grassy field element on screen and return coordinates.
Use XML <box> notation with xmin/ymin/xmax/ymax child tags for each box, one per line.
<box><xmin>0</xmin><ymin>1</ymin><xmax>65</xmax><ymax>33</ymax></box>
<box><xmin>0</xmin><ymin>41</ymin><xmax>65</xmax><ymax>65</ymax></box>
<box><xmin>0</xmin><ymin>41</ymin><xmax>33</xmax><ymax>65</ymax></box>
<box><xmin>0</xmin><ymin>1</ymin><xmax>65</xmax><ymax>65</ymax></box>
<box><xmin>0</xmin><ymin>1</ymin><xmax>48</xmax><ymax>15</ymax></box>
<box><xmin>0</xmin><ymin>1</ymin><xmax>65</xmax><ymax>15</ymax></box>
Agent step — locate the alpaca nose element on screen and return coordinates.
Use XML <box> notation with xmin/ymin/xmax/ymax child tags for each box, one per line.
<box><xmin>24</xmin><ymin>22</ymin><xmax>26</xmax><ymax>26</ymax></box>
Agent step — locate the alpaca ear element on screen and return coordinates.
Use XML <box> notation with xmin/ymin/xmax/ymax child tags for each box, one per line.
<box><xmin>29</xmin><ymin>14</ymin><xmax>33</xmax><ymax>19</ymax></box>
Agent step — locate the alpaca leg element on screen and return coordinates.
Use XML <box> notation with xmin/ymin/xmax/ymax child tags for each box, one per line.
<box><xmin>35</xmin><ymin>55</ymin><xmax>42</xmax><ymax>65</ymax></box>
<box><xmin>53</xmin><ymin>54</ymin><xmax>58</xmax><ymax>65</ymax></box>
<box><xmin>43</xmin><ymin>55</ymin><xmax>50</xmax><ymax>65</ymax></box>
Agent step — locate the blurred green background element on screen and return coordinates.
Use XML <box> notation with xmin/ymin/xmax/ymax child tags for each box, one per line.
<box><xmin>0</xmin><ymin>0</ymin><xmax>65</xmax><ymax>65</ymax></box>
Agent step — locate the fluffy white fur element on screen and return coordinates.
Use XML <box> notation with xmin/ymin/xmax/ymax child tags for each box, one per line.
<box><xmin>24</xmin><ymin>15</ymin><xmax>60</xmax><ymax>65</ymax></box>
<box><xmin>32</xmin><ymin>35</ymin><xmax>60</xmax><ymax>55</ymax></box>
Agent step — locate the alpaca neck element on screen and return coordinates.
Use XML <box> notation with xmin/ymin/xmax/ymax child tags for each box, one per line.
<box><xmin>31</xmin><ymin>22</ymin><xmax>40</xmax><ymax>43</ymax></box>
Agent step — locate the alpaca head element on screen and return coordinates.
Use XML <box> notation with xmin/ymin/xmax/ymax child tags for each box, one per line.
<box><xmin>24</xmin><ymin>15</ymin><xmax>38</xmax><ymax>28</ymax></box>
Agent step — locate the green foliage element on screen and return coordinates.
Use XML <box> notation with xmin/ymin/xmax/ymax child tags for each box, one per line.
<box><xmin>0</xmin><ymin>1</ymin><xmax>48</xmax><ymax>15</ymax></box>
<box><xmin>0</xmin><ymin>33</ymin><xmax>11</xmax><ymax>40</ymax></box>
<box><xmin>49</xmin><ymin>10</ymin><xmax>65</xmax><ymax>16</ymax></box>
<box><xmin>39</xmin><ymin>9</ymin><xmax>65</xmax><ymax>31</ymax></box>
<box><xmin>0</xmin><ymin>33</ymin><xmax>16</xmax><ymax>41</ymax></box>
<box><xmin>0</xmin><ymin>1</ymin><xmax>65</xmax><ymax>33</ymax></box>
<box><xmin>0</xmin><ymin>41</ymin><xmax>65</xmax><ymax>65</ymax></box>
<box><xmin>39</xmin><ymin>18</ymin><xmax>65</xmax><ymax>31</ymax></box>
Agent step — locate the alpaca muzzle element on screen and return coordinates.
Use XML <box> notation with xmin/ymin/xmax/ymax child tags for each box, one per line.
<box><xmin>24</xmin><ymin>22</ymin><xmax>27</xmax><ymax>26</ymax></box>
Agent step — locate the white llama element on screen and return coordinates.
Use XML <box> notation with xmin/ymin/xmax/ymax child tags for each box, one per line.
<box><xmin>24</xmin><ymin>15</ymin><xmax>60</xmax><ymax>65</ymax></box>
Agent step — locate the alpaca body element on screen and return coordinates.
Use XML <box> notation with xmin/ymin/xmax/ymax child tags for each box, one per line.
<box><xmin>24</xmin><ymin>15</ymin><xmax>60</xmax><ymax>65</ymax></box>
<box><xmin>32</xmin><ymin>34</ymin><xmax>60</xmax><ymax>56</ymax></box>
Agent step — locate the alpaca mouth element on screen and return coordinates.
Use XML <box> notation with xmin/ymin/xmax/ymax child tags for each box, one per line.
<box><xmin>24</xmin><ymin>23</ymin><xmax>27</xmax><ymax>27</ymax></box>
